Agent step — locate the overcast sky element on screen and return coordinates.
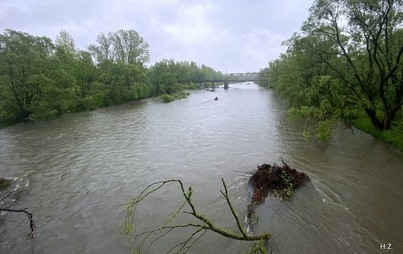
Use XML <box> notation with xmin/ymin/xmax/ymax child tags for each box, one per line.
<box><xmin>0</xmin><ymin>0</ymin><xmax>314</xmax><ymax>73</ymax></box>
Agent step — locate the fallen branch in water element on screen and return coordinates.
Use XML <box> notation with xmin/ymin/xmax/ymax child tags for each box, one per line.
<box><xmin>0</xmin><ymin>208</ymin><xmax>36</xmax><ymax>237</ymax></box>
<box><xmin>1</xmin><ymin>177</ymin><xmax>36</xmax><ymax>237</ymax></box>
<box><xmin>122</xmin><ymin>178</ymin><xmax>271</xmax><ymax>254</ymax></box>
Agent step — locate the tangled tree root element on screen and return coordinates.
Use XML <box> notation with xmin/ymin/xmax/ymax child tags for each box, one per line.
<box><xmin>247</xmin><ymin>161</ymin><xmax>310</xmax><ymax>219</ymax></box>
<box><xmin>0</xmin><ymin>177</ymin><xmax>12</xmax><ymax>190</ymax></box>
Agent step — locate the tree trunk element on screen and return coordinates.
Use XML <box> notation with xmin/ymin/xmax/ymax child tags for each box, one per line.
<box><xmin>383</xmin><ymin>105</ymin><xmax>401</xmax><ymax>130</ymax></box>
<box><xmin>365</xmin><ymin>108</ymin><xmax>384</xmax><ymax>130</ymax></box>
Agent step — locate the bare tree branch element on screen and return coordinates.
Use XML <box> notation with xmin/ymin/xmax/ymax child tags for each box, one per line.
<box><xmin>0</xmin><ymin>208</ymin><xmax>36</xmax><ymax>237</ymax></box>
<box><xmin>122</xmin><ymin>178</ymin><xmax>271</xmax><ymax>254</ymax></box>
<box><xmin>220</xmin><ymin>178</ymin><xmax>248</xmax><ymax>238</ymax></box>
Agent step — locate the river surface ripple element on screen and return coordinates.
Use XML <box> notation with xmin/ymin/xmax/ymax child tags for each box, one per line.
<box><xmin>1</xmin><ymin>84</ymin><xmax>402</xmax><ymax>253</ymax></box>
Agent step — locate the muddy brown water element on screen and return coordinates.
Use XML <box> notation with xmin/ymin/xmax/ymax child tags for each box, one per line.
<box><xmin>1</xmin><ymin>83</ymin><xmax>402</xmax><ymax>253</ymax></box>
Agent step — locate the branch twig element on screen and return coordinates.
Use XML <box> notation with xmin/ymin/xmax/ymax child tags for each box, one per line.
<box><xmin>122</xmin><ymin>178</ymin><xmax>271</xmax><ymax>253</ymax></box>
<box><xmin>220</xmin><ymin>178</ymin><xmax>247</xmax><ymax>238</ymax></box>
<box><xmin>0</xmin><ymin>208</ymin><xmax>36</xmax><ymax>237</ymax></box>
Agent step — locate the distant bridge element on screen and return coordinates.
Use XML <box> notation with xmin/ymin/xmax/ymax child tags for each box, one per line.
<box><xmin>226</xmin><ymin>72</ymin><xmax>265</xmax><ymax>82</ymax></box>
<box><xmin>178</xmin><ymin>72</ymin><xmax>269</xmax><ymax>89</ymax></box>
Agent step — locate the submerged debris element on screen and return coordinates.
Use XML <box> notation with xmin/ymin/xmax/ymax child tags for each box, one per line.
<box><xmin>0</xmin><ymin>177</ymin><xmax>12</xmax><ymax>190</ymax></box>
<box><xmin>247</xmin><ymin>161</ymin><xmax>310</xmax><ymax>219</ymax></box>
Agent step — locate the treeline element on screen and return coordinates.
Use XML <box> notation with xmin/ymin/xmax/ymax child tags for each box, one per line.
<box><xmin>258</xmin><ymin>0</ymin><xmax>402</xmax><ymax>140</ymax></box>
<box><xmin>0</xmin><ymin>29</ymin><xmax>224</xmax><ymax>126</ymax></box>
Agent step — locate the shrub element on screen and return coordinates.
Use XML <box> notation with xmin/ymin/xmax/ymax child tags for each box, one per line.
<box><xmin>160</xmin><ymin>94</ymin><xmax>175</xmax><ymax>103</ymax></box>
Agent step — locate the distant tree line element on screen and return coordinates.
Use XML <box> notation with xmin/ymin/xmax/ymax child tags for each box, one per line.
<box><xmin>0</xmin><ymin>29</ymin><xmax>224</xmax><ymax>126</ymax></box>
<box><xmin>258</xmin><ymin>0</ymin><xmax>402</xmax><ymax>139</ymax></box>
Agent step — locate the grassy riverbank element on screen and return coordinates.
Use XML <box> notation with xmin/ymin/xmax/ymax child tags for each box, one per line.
<box><xmin>0</xmin><ymin>86</ymin><xmax>196</xmax><ymax>130</ymax></box>
<box><xmin>351</xmin><ymin>111</ymin><xmax>403</xmax><ymax>152</ymax></box>
<box><xmin>160</xmin><ymin>91</ymin><xmax>190</xmax><ymax>103</ymax></box>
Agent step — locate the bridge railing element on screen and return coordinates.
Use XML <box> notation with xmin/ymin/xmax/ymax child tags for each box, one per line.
<box><xmin>227</xmin><ymin>73</ymin><xmax>257</xmax><ymax>82</ymax></box>
<box><xmin>177</xmin><ymin>72</ymin><xmax>269</xmax><ymax>84</ymax></box>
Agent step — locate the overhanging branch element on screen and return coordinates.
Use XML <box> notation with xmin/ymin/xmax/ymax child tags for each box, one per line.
<box><xmin>122</xmin><ymin>179</ymin><xmax>271</xmax><ymax>253</ymax></box>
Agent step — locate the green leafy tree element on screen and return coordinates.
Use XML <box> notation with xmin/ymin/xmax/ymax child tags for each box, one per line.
<box><xmin>88</xmin><ymin>29</ymin><xmax>151</xmax><ymax>106</ymax></box>
<box><xmin>147</xmin><ymin>59</ymin><xmax>224</xmax><ymax>96</ymax></box>
<box><xmin>0</xmin><ymin>29</ymin><xmax>57</xmax><ymax>122</ymax></box>
<box><xmin>88</xmin><ymin>29</ymin><xmax>150</xmax><ymax>66</ymax></box>
<box><xmin>256</xmin><ymin>67</ymin><xmax>271</xmax><ymax>88</ymax></box>
<box><xmin>96</xmin><ymin>60</ymin><xmax>148</xmax><ymax>106</ymax></box>
<box><xmin>74</xmin><ymin>50</ymin><xmax>96</xmax><ymax>99</ymax></box>
<box><xmin>189</xmin><ymin>61</ymin><xmax>205</xmax><ymax>82</ymax></box>
<box><xmin>55</xmin><ymin>30</ymin><xmax>76</xmax><ymax>55</ymax></box>
<box><xmin>49</xmin><ymin>30</ymin><xmax>80</xmax><ymax>115</ymax></box>
<box><xmin>148</xmin><ymin>59</ymin><xmax>179</xmax><ymax>95</ymax></box>
<box><xmin>299</xmin><ymin>0</ymin><xmax>403</xmax><ymax>130</ymax></box>
<box><xmin>0</xmin><ymin>28</ymin><xmax>223</xmax><ymax>126</ymax></box>
<box><xmin>262</xmin><ymin>0</ymin><xmax>402</xmax><ymax>139</ymax></box>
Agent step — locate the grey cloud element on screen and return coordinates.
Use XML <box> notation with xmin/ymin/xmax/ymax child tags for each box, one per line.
<box><xmin>0</xmin><ymin>0</ymin><xmax>314</xmax><ymax>72</ymax></box>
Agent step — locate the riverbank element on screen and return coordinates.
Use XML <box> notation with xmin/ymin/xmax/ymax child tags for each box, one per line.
<box><xmin>351</xmin><ymin>111</ymin><xmax>403</xmax><ymax>152</ymax></box>
<box><xmin>160</xmin><ymin>91</ymin><xmax>190</xmax><ymax>103</ymax></box>
<box><xmin>0</xmin><ymin>87</ymin><xmax>195</xmax><ymax>129</ymax></box>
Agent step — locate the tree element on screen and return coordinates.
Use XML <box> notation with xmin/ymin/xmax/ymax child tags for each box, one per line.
<box><xmin>256</xmin><ymin>67</ymin><xmax>271</xmax><ymax>88</ymax></box>
<box><xmin>0</xmin><ymin>29</ymin><xmax>224</xmax><ymax>126</ymax></box>
<box><xmin>189</xmin><ymin>61</ymin><xmax>205</xmax><ymax>82</ymax></box>
<box><xmin>148</xmin><ymin>59</ymin><xmax>180</xmax><ymax>95</ymax></box>
<box><xmin>147</xmin><ymin>59</ymin><xmax>224</xmax><ymax>96</ymax></box>
<box><xmin>49</xmin><ymin>31</ymin><xmax>80</xmax><ymax>115</ymax></box>
<box><xmin>110</xmin><ymin>29</ymin><xmax>150</xmax><ymax>65</ymax></box>
<box><xmin>88</xmin><ymin>29</ymin><xmax>150</xmax><ymax>66</ymax></box>
<box><xmin>88</xmin><ymin>33</ymin><xmax>112</xmax><ymax>63</ymax></box>
<box><xmin>299</xmin><ymin>0</ymin><xmax>403</xmax><ymax>130</ymax></box>
<box><xmin>55</xmin><ymin>30</ymin><xmax>76</xmax><ymax>54</ymax></box>
<box><xmin>74</xmin><ymin>50</ymin><xmax>96</xmax><ymax>98</ymax></box>
<box><xmin>87</xmin><ymin>29</ymin><xmax>150</xmax><ymax>106</ymax></box>
<box><xmin>95</xmin><ymin>60</ymin><xmax>148</xmax><ymax>106</ymax></box>
<box><xmin>0</xmin><ymin>29</ymin><xmax>56</xmax><ymax>121</ymax></box>
<box><xmin>54</xmin><ymin>30</ymin><xmax>77</xmax><ymax>81</ymax></box>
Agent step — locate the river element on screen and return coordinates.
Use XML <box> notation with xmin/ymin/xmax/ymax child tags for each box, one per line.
<box><xmin>0</xmin><ymin>83</ymin><xmax>402</xmax><ymax>253</ymax></box>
